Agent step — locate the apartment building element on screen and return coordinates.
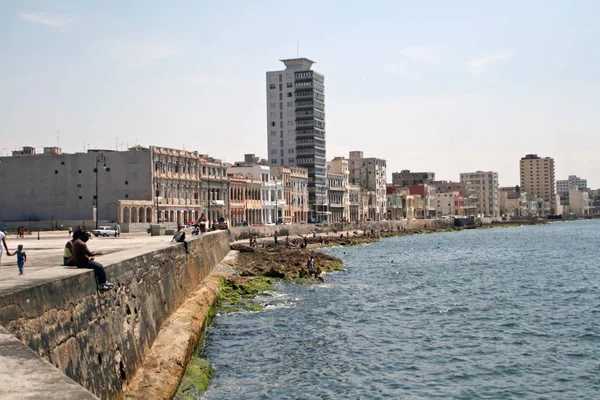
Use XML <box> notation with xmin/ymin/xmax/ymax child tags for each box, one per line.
<box><xmin>266</xmin><ymin>58</ymin><xmax>327</xmax><ymax>222</ymax></box>
<box><xmin>348</xmin><ymin>151</ymin><xmax>387</xmax><ymax>220</ymax></box>
<box><xmin>392</xmin><ymin>170</ymin><xmax>435</xmax><ymax>187</ymax></box>
<box><xmin>556</xmin><ymin>175</ymin><xmax>587</xmax><ymax>194</ymax></box>
<box><xmin>460</xmin><ymin>171</ymin><xmax>499</xmax><ymax>217</ymax></box>
<box><xmin>327</xmin><ymin>157</ymin><xmax>350</xmax><ymax>221</ymax></box>
<box><xmin>289</xmin><ymin>166</ymin><xmax>309</xmax><ymax>223</ymax></box>
<box><xmin>434</xmin><ymin>191</ymin><xmax>465</xmax><ymax>217</ymax></box>
<box><xmin>519</xmin><ymin>154</ymin><xmax>556</xmax><ymax>214</ymax></box>
<box><xmin>327</xmin><ymin>173</ymin><xmax>345</xmax><ymax>223</ymax></box>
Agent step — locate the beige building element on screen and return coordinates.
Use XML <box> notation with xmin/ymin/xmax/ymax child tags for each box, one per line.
<box><xmin>568</xmin><ymin>187</ymin><xmax>590</xmax><ymax>216</ymax></box>
<box><xmin>520</xmin><ymin>154</ymin><xmax>556</xmax><ymax>214</ymax></box>
<box><xmin>348</xmin><ymin>184</ymin><xmax>360</xmax><ymax>222</ymax></box>
<box><xmin>289</xmin><ymin>166</ymin><xmax>309</xmax><ymax>223</ymax></box>
<box><xmin>460</xmin><ymin>171</ymin><xmax>499</xmax><ymax>217</ymax></box>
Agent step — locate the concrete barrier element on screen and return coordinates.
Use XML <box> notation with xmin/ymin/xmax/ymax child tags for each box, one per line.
<box><xmin>0</xmin><ymin>230</ymin><xmax>231</xmax><ymax>399</ymax></box>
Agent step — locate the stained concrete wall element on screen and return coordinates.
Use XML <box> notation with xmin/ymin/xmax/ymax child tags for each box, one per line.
<box><xmin>0</xmin><ymin>230</ymin><xmax>231</xmax><ymax>400</ymax></box>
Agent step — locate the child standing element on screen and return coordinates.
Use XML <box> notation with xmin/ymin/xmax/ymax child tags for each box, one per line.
<box><xmin>14</xmin><ymin>244</ymin><xmax>26</xmax><ymax>275</ymax></box>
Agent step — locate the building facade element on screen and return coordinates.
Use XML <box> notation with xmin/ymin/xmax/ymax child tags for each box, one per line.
<box><xmin>289</xmin><ymin>166</ymin><xmax>309</xmax><ymax>223</ymax></box>
<box><xmin>459</xmin><ymin>171</ymin><xmax>499</xmax><ymax>217</ymax></box>
<box><xmin>348</xmin><ymin>151</ymin><xmax>387</xmax><ymax>220</ymax></box>
<box><xmin>392</xmin><ymin>170</ymin><xmax>435</xmax><ymax>187</ymax></box>
<box><xmin>520</xmin><ymin>154</ymin><xmax>556</xmax><ymax>214</ymax></box>
<box><xmin>556</xmin><ymin>175</ymin><xmax>587</xmax><ymax>194</ymax></box>
<box><xmin>266</xmin><ymin>58</ymin><xmax>327</xmax><ymax>223</ymax></box>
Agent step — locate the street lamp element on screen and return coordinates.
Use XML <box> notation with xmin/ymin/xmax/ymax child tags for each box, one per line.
<box><xmin>155</xmin><ymin>180</ymin><xmax>161</xmax><ymax>223</ymax></box>
<box><xmin>95</xmin><ymin>153</ymin><xmax>106</xmax><ymax>229</ymax></box>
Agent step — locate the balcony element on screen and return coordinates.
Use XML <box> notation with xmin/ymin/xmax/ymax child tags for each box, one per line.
<box><xmin>210</xmin><ymin>199</ymin><xmax>225</xmax><ymax>206</ymax></box>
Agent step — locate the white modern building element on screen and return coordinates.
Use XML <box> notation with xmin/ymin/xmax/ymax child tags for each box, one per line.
<box><xmin>266</xmin><ymin>58</ymin><xmax>327</xmax><ymax>223</ymax></box>
<box><xmin>460</xmin><ymin>171</ymin><xmax>499</xmax><ymax>217</ymax></box>
<box><xmin>556</xmin><ymin>175</ymin><xmax>587</xmax><ymax>194</ymax></box>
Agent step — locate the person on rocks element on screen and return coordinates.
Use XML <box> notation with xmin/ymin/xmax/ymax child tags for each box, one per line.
<box><xmin>116</xmin><ymin>223</ymin><xmax>121</xmax><ymax>237</ymax></box>
<box><xmin>314</xmin><ymin>266</ymin><xmax>324</xmax><ymax>282</ymax></box>
<box><xmin>73</xmin><ymin>231</ymin><xmax>114</xmax><ymax>291</ymax></box>
<box><xmin>274</xmin><ymin>230</ymin><xmax>279</xmax><ymax>246</ymax></box>
<box><xmin>307</xmin><ymin>256</ymin><xmax>315</xmax><ymax>275</ymax></box>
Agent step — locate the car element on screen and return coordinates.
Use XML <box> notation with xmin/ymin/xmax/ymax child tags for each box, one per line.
<box><xmin>92</xmin><ymin>226</ymin><xmax>118</xmax><ymax>237</ymax></box>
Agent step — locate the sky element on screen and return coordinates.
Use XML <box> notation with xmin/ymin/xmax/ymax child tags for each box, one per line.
<box><xmin>1</xmin><ymin>1</ymin><xmax>599</xmax><ymax>187</ymax></box>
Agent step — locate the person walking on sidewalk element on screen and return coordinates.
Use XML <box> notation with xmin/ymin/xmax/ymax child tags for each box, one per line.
<box><xmin>14</xmin><ymin>244</ymin><xmax>26</xmax><ymax>275</ymax></box>
<box><xmin>73</xmin><ymin>231</ymin><xmax>114</xmax><ymax>291</ymax></box>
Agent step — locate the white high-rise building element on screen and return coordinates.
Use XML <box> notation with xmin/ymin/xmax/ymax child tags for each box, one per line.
<box><xmin>266</xmin><ymin>58</ymin><xmax>326</xmax><ymax>222</ymax></box>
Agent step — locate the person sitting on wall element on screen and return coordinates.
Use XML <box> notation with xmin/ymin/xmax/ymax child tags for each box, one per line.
<box><xmin>72</xmin><ymin>231</ymin><xmax>114</xmax><ymax>291</ymax></box>
<box><xmin>64</xmin><ymin>229</ymin><xmax>84</xmax><ymax>266</ymax></box>
<box><xmin>199</xmin><ymin>214</ymin><xmax>207</xmax><ymax>234</ymax></box>
<box><xmin>172</xmin><ymin>229</ymin><xmax>189</xmax><ymax>254</ymax></box>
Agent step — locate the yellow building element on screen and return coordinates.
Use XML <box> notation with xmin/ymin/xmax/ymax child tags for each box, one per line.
<box><xmin>519</xmin><ymin>154</ymin><xmax>556</xmax><ymax>214</ymax></box>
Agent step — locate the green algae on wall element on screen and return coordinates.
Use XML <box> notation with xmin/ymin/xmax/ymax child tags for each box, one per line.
<box><xmin>218</xmin><ymin>276</ymin><xmax>273</xmax><ymax>313</ymax></box>
<box><xmin>175</xmin><ymin>358</ymin><xmax>213</xmax><ymax>400</ymax></box>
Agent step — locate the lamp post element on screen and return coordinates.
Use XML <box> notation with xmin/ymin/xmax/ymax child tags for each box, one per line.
<box><xmin>155</xmin><ymin>180</ymin><xmax>160</xmax><ymax>223</ymax></box>
<box><xmin>95</xmin><ymin>153</ymin><xmax>106</xmax><ymax>229</ymax></box>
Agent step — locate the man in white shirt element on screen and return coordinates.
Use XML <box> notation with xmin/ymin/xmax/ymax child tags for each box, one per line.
<box><xmin>0</xmin><ymin>231</ymin><xmax>11</xmax><ymax>268</ymax></box>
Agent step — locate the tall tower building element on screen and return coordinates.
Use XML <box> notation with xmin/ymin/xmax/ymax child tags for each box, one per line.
<box><xmin>266</xmin><ymin>58</ymin><xmax>326</xmax><ymax>222</ymax></box>
<box><xmin>519</xmin><ymin>154</ymin><xmax>556</xmax><ymax>214</ymax></box>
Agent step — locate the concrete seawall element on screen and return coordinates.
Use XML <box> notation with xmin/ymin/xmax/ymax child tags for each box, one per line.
<box><xmin>0</xmin><ymin>230</ymin><xmax>231</xmax><ymax>399</ymax></box>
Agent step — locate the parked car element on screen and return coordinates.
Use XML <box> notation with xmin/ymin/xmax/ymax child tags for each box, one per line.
<box><xmin>92</xmin><ymin>226</ymin><xmax>118</xmax><ymax>237</ymax></box>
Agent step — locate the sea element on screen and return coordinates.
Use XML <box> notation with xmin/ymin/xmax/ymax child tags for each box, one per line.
<box><xmin>200</xmin><ymin>220</ymin><xmax>600</xmax><ymax>399</ymax></box>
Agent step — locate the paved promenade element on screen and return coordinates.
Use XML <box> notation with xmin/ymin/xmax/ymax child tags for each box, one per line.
<box><xmin>0</xmin><ymin>230</ymin><xmax>191</xmax><ymax>296</ymax></box>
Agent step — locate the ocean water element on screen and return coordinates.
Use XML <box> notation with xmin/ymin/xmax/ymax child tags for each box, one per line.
<box><xmin>200</xmin><ymin>220</ymin><xmax>600</xmax><ymax>399</ymax></box>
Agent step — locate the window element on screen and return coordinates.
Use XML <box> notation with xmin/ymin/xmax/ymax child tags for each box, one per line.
<box><xmin>78</xmin><ymin>170</ymin><xmax>82</xmax><ymax>173</ymax></box>
<box><xmin>61</xmin><ymin>161</ymin><xmax>65</xmax><ymax>165</ymax></box>
<box><xmin>287</xmin><ymin>101</ymin><xmax>293</xmax><ymax>107</ymax></box>
<box><xmin>279</xmin><ymin>93</ymin><xmax>282</xmax><ymax>100</ymax></box>
<box><xmin>125</xmin><ymin>194</ymin><xmax>129</xmax><ymax>198</ymax></box>
<box><xmin>288</xmin><ymin>92</ymin><xmax>293</xmax><ymax>97</ymax></box>
<box><xmin>271</xmin><ymin>130</ymin><xmax>276</xmax><ymax>136</ymax></box>
<box><xmin>270</xmin><ymin>103</ymin><xmax>276</xmax><ymax>108</ymax></box>
<box><xmin>288</xmin><ymin>149</ymin><xmax>295</xmax><ymax>154</ymax></box>
<box><xmin>287</xmin><ymin>121</ymin><xmax>294</xmax><ymax>126</ymax></box>
<box><xmin>271</xmin><ymin>121</ymin><xmax>276</xmax><ymax>127</ymax></box>
<box><xmin>77</xmin><ymin>184</ymin><xmax>82</xmax><ymax>188</ymax></box>
<box><xmin>55</xmin><ymin>170</ymin><xmax>58</xmax><ymax>174</ymax></box>
<box><xmin>287</xmin><ymin>82</ymin><xmax>293</xmax><ymax>88</ymax></box>
<box><xmin>106</xmin><ymin>167</ymin><xmax>110</xmax><ymax>172</ymax></box>
<box><xmin>269</xmin><ymin>84</ymin><xmax>276</xmax><ymax>89</ymax></box>
<box><xmin>289</xmin><ymin>158</ymin><xmax>295</xmax><ymax>163</ymax></box>
<box><xmin>280</xmin><ymin>131</ymin><xmax>284</xmax><ymax>138</ymax></box>
<box><xmin>79</xmin><ymin>196</ymin><xmax>82</xmax><ymax>200</ymax></box>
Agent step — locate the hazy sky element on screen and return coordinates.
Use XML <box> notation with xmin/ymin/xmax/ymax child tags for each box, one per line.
<box><xmin>2</xmin><ymin>1</ymin><xmax>599</xmax><ymax>187</ymax></box>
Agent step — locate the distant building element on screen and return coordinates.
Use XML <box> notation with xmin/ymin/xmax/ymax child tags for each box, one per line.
<box><xmin>392</xmin><ymin>170</ymin><xmax>435</xmax><ymax>187</ymax></box>
<box><xmin>460</xmin><ymin>171</ymin><xmax>499</xmax><ymax>217</ymax></box>
<box><xmin>519</xmin><ymin>154</ymin><xmax>556</xmax><ymax>214</ymax></box>
<box><xmin>434</xmin><ymin>191</ymin><xmax>464</xmax><ymax>217</ymax></box>
<box><xmin>568</xmin><ymin>187</ymin><xmax>590</xmax><ymax>216</ymax></box>
<box><xmin>499</xmin><ymin>186</ymin><xmax>528</xmax><ymax>218</ymax></box>
<box><xmin>327</xmin><ymin>157</ymin><xmax>350</xmax><ymax>222</ymax></box>
<box><xmin>0</xmin><ymin>145</ymin><xmax>229</xmax><ymax>228</ymax></box>
<box><xmin>266</xmin><ymin>58</ymin><xmax>327</xmax><ymax>222</ymax></box>
<box><xmin>348</xmin><ymin>151</ymin><xmax>387</xmax><ymax>220</ymax></box>
<box><xmin>556</xmin><ymin>175</ymin><xmax>587</xmax><ymax>195</ymax></box>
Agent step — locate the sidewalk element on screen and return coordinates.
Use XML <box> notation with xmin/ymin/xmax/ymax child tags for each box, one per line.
<box><xmin>0</xmin><ymin>231</ymin><xmax>194</xmax><ymax>297</ymax></box>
